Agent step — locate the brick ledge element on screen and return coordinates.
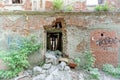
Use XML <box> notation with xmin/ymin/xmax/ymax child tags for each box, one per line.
<box><xmin>0</xmin><ymin>11</ymin><xmax>120</xmax><ymax>16</ymax></box>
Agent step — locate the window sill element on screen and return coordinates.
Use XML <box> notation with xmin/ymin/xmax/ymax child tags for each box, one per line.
<box><xmin>86</xmin><ymin>5</ymin><xmax>97</xmax><ymax>7</ymax></box>
<box><xmin>86</xmin><ymin>3</ymin><xmax>105</xmax><ymax>7</ymax></box>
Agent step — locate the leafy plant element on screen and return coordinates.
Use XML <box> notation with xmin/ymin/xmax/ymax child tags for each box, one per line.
<box><xmin>74</xmin><ymin>51</ymin><xmax>95</xmax><ymax>70</ymax></box>
<box><xmin>95</xmin><ymin>3</ymin><xmax>109</xmax><ymax>11</ymax></box>
<box><xmin>89</xmin><ymin>68</ymin><xmax>100</xmax><ymax>80</ymax></box>
<box><xmin>0</xmin><ymin>35</ymin><xmax>42</xmax><ymax>79</ymax></box>
<box><xmin>102</xmin><ymin>3</ymin><xmax>109</xmax><ymax>11</ymax></box>
<box><xmin>0</xmin><ymin>70</ymin><xmax>20</xmax><ymax>79</ymax></box>
<box><xmin>102</xmin><ymin>64</ymin><xmax>120</xmax><ymax>78</ymax></box>
<box><xmin>53</xmin><ymin>0</ymin><xmax>63</xmax><ymax>10</ymax></box>
<box><xmin>74</xmin><ymin>57</ymin><xmax>81</xmax><ymax>67</ymax></box>
<box><xmin>83</xmin><ymin>51</ymin><xmax>95</xmax><ymax>70</ymax></box>
<box><xmin>66</xmin><ymin>5</ymin><xmax>73</xmax><ymax>11</ymax></box>
<box><xmin>95</xmin><ymin>5</ymin><xmax>103</xmax><ymax>11</ymax></box>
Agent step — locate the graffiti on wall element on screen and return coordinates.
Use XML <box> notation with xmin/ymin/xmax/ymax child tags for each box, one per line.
<box><xmin>90</xmin><ymin>30</ymin><xmax>119</xmax><ymax>51</ymax></box>
<box><xmin>95</xmin><ymin>37</ymin><xmax>118</xmax><ymax>50</ymax></box>
<box><xmin>90</xmin><ymin>30</ymin><xmax>119</xmax><ymax>68</ymax></box>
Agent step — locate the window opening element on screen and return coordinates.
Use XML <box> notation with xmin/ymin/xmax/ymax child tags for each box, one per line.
<box><xmin>12</xmin><ymin>0</ymin><xmax>22</xmax><ymax>4</ymax></box>
<box><xmin>101</xmin><ymin>33</ymin><xmax>104</xmax><ymax>36</ymax></box>
<box><xmin>47</xmin><ymin>32</ymin><xmax>62</xmax><ymax>51</ymax></box>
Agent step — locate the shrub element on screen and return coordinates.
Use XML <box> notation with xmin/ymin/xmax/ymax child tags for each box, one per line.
<box><xmin>95</xmin><ymin>5</ymin><xmax>103</xmax><ymax>11</ymax></box>
<box><xmin>0</xmin><ymin>35</ymin><xmax>42</xmax><ymax>79</ymax></box>
<box><xmin>74</xmin><ymin>57</ymin><xmax>81</xmax><ymax>67</ymax></box>
<box><xmin>66</xmin><ymin>5</ymin><xmax>73</xmax><ymax>11</ymax></box>
<box><xmin>74</xmin><ymin>51</ymin><xmax>100</xmax><ymax>80</ymax></box>
<box><xmin>95</xmin><ymin>3</ymin><xmax>109</xmax><ymax>11</ymax></box>
<box><xmin>89</xmin><ymin>68</ymin><xmax>100</xmax><ymax>80</ymax></box>
<box><xmin>74</xmin><ymin>51</ymin><xmax>95</xmax><ymax>70</ymax></box>
<box><xmin>102</xmin><ymin>64</ymin><xmax>120</xmax><ymax>78</ymax></box>
<box><xmin>53</xmin><ymin>0</ymin><xmax>63</xmax><ymax>10</ymax></box>
<box><xmin>83</xmin><ymin>51</ymin><xmax>95</xmax><ymax>70</ymax></box>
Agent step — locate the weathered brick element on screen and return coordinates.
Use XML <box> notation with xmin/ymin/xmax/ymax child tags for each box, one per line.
<box><xmin>45</xmin><ymin>1</ymin><xmax>53</xmax><ymax>10</ymax></box>
<box><xmin>73</xmin><ymin>1</ymin><xmax>86</xmax><ymax>11</ymax></box>
<box><xmin>90</xmin><ymin>30</ymin><xmax>118</xmax><ymax>68</ymax></box>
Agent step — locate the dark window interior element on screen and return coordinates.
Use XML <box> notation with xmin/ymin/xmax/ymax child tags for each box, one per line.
<box><xmin>47</xmin><ymin>32</ymin><xmax>62</xmax><ymax>51</ymax></box>
<box><xmin>12</xmin><ymin>0</ymin><xmax>22</xmax><ymax>4</ymax></box>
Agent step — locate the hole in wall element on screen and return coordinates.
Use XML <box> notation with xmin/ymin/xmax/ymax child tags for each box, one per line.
<box><xmin>101</xmin><ymin>33</ymin><xmax>104</xmax><ymax>36</ymax></box>
<box><xmin>52</xmin><ymin>22</ymin><xmax>62</xmax><ymax>29</ymax></box>
<box><xmin>44</xmin><ymin>18</ymin><xmax>67</xmax><ymax>54</ymax></box>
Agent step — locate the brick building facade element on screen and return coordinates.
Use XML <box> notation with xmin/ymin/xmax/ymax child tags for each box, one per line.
<box><xmin>0</xmin><ymin>12</ymin><xmax>120</xmax><ymax>69</ymax></box>
<box><xmin>0</xmin><ymin>0</ymin><xmax>119</xmax><ymax>11</ymax></box>
<box><xmin>0</xmin><ymin>0</ymin><xmax>120</xmax><ymax>69</ymax></box>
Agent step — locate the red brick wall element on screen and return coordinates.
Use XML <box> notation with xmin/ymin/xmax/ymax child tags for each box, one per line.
<box><xmin>106</xmin><ymin>0</ymin><xmax>120</xmax><ymax>9</ymax></box>
<box><xmin>90</xmin><ymin>30</ymin><xmax>118</xmax><ymax>68</ymax></box>
<box><xmin>0</xmin><ymin>12</ymin><xmax>120</xmax><ymax>69</ymax></box>
<box><xmin>45</xmin><ymin>1</ymin><xmax>53</xmax><ymax>10</ymax></box>
<box><xmin>73</xmin><ymin>1</ymin><xmax>86</xmax><ymax>11</ymax></box>
<box><xmin>0</xmin><ymin>0</ymin><xmax>119</xmax><ymax>11</ymax></box>
<box><xmin>23</xmin><ymin>0</ymin><xmax>32</xmax><ymax>10</ymax></box>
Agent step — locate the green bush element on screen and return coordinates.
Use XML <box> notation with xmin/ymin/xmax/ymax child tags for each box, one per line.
<box><xmin>102</xmin><ymin>64</ymin><xmax>120</xmax><ymax>78</ymax></box>
<box><xmin>102</xmin><ymin>4</ymin><xmax>109</xmax><ymax>11</ymax></box>
<box><xmin>74</xmin><ymin>51</ymin><xmax>95</xmax><ymax>70</ymax></box>
<box><xmin>89</xmin><ymin>68</ymin><xmax>100</xmax><ymax>80</ymax></box>
<box><xmin>53</xmin><ymin>0</ymin><xmax>63</xmax><ymax>10</ymax></box>
<box><xmin>95</xmin><ymin>5</ymin><xmax>103</xmax><ymax>11</ymax></box>
<box><xmin>0</xmin><ymin>35</ymin><xmax>42</xmax><ymax>79</ymax></box>
<box><xmin>66</xmin><ymin>5</ymin><xmax>73</xmax><ymax>11</ymax></box>
<box><xmin>74</xmin><ymin>51</ymin><xmax>100</xmax><ymax>80</ymax></box>
<box><xmin>95</xmin><ymin>3</ymin><xmax>109</xmax><ymax>11</ymax></box>
<box><xmin>83</xmin><ymin>51</ymin><xmax>95</xmax><ymax>70</ymax></box>
<box><xmin>74</xmin><ymin>57</ymin><xmax>81</xmax><ymax>67</ymax></box>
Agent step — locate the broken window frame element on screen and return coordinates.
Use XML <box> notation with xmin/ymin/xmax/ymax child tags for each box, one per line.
<box><xmin>4</xmin><ymin>0</ymin><xmax>24</xmax><ymax>5</ymax></box>
<box><xmin>12</xmin><ymin>0</ymin><xmax>23</xmax><ymax>4</ymax></box>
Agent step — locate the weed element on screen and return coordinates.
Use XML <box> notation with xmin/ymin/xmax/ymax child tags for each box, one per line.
<box><xmin>53</xmin><ymin>0</ymin><xmax>63</xmax><ymax>10</ymax></box>
<box><xmin>102</xmin><ymin>64</ymin><xmax>120</xmax><ymax>78</ymax></box>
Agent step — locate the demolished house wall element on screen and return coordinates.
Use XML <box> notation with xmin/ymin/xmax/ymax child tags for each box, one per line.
<box><xmin>0</xmin><ymin>12</ymin><xmax>120</xmax><ymax>69</ymax></box>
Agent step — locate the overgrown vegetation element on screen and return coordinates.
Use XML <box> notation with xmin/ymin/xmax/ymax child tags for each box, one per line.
<box><xmin>0</xmin><ymin>35</ymin><xmax>42</xmax><ymax>79</ymax></box>
<box><xmin>95</xmin><ymin>3</ymin><xmax>109</xmax><ymax>11</ymax></box>
<box><xmin>102</xmin><ymin>64</ymin><xmax>120</xmax><ymax>78</ymax></box>
<box><xmin>82</xmin><ymin>51</ymin><xmax>95</xmax><ymax>70</ymax></box>
<box><xmin>53</xmin><ymin>0</ymin><xmax>64</xmax><ymax>10</ymax></box>
<box><xmin>74</xmin><ymin>51</ymin><xmax>95</xmax><ymax>70</ymax></box>
<box><xmin>89</xmin><ymin>68</ymin><xmax>100</xmax><ymax>80</ymax></box>
<box><xmin>65</xmin><ymin>5</ymin><xmax>73</xmax><ymax>11</ymax></box>
<box><xmin>74</xmin><ymin>57</ymin><xmax>81</xmax><ymax>67</ymax></box>
<box><xmin>74</xmin><ymin>51</ymin><xmax>100</xmax><ymax>80</ymax></box>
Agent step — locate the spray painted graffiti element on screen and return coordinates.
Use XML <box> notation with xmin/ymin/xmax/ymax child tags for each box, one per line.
<box><xmin>96</xmin><ymin>37</ymin><xmax>118</xmax><ymax>50</ymax></box>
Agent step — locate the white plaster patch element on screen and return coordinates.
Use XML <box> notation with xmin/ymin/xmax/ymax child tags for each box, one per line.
<box><xmin>7</xmin><ymin>15</ymin><xmax>23</xmax><ymax>22</ymax></box>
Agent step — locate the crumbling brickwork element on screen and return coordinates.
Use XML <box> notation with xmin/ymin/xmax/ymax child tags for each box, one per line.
<box><xmin>0</xmin><ymin>12</ymin><xmax>120</xmax><ymax>69</ymax></box>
